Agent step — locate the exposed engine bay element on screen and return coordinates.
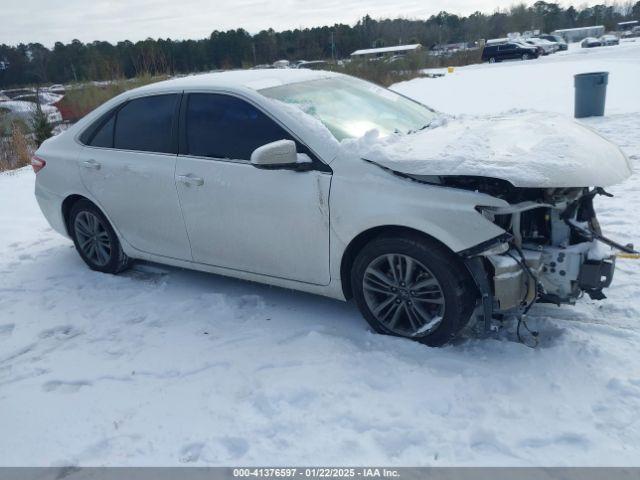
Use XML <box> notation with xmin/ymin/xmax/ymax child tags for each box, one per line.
<box><xmin>405</xmin><ymin>173</ymin><xmax>638</xmax><ymax>333</ymax></box>
<box><xmin>475</xmin><ymin>186</ymin><xmax>616</xmax><ymax>307</ymax></box>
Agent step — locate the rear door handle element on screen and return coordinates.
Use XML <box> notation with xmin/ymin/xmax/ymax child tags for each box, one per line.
<box><xmin>82</xmin><ymin>159</ymin><xmax>101</xmax><ymax>170</ymax></box>
<box><xmin>177</xmin><ymin>174</ymin><xmax>204</xmax><ymax>187</ymax></box>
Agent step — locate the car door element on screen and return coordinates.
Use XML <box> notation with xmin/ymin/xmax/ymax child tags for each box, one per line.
<box><xmin>498</xmin><ymin>44</ymin><xmax>516</xmax><ymax>60</ymax></box>
<box><xmin>175</xmin><ymin>92</ymin><xmax>331</xmax><ymax>285</ymax></box>
<box><xmin>78</xmin><ymin>93</ymin><xmax>192</xmax><ymax>260</ymax></box>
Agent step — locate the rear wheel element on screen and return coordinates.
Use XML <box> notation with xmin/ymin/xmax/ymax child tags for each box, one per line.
<box><xmin>69</xmin><ymin>200</ymin><xmax>131</xmax><ymax>274</ymax></box>
<box><xmin>351</xmin><ymin>234</ymin><xmax>477</xmax><ymax>347</ymax></box>
<box><xmin>488</xmin><ymin>57</ymin><xmax>496</xmax><ymax>64</ymax></box>
<box><xmin>522</xmin><ymin>53</ymin><xmax>530</xmax><ymax>60</ymax></box>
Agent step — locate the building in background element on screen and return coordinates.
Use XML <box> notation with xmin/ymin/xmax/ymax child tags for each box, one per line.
<box><xmin>350</xmin><ymin>44</ymin><xmax>422</xmax><ymax>60</ymax></box>
<box><xmin>617</xmin><ymin>20</ymin><xmax>639</xmax><ymax>32</ymax></box>
<box><xmin>552</xmin><ymin>26</ymin><xmax>605</xmax><ymax>42</ymax></box>
<box><xmin>429</xmin><ymin>42</ymin><xmax>478</xmax><ymax>57</ymax></box>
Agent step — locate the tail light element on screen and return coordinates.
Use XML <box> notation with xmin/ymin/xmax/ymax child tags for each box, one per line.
<box><xmin>31</xmin><ymin>155</ymin><xmax>46</xmax><ymax>174</ymax></box>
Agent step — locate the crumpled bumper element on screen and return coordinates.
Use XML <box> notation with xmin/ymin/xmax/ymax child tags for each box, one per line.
<box><xmin>485</xmin><ymin>245</ymin><xmax>617</xmax><ymax>312</ymax></box>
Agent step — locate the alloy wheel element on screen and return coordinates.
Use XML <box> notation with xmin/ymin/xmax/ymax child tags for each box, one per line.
<box><xmin>362</xmin><ymin>254</ymin><xmax>445</xmax><ymax>337</ymax></box>
<box><xmin>74</xmin><ymin>211</ymin><xmax>112</xmax><ymax>267</ymax></box>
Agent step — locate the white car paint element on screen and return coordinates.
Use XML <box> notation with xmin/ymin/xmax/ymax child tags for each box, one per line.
<box><xmin>32</xmin><ymin>69</ymin><xmax>625</xmax><ymax>307</ymax></box>
<box><xmin>174</xmin><ymin>155</ymin><xmax>332</xmax><ymax>285</ymax></box>
<box><xmin>34</xmin><ymin>70</ymin><xmax>509</xmax><ymax>301</ymax></box>
<box><xmin>78</xmin><ymin>146</ymin><xmax>193</xmax><ymax>260</ymax></box>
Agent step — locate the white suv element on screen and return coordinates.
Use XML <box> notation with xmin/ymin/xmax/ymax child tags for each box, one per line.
<box><xmin>33</xmin><ymin>70</ymin><xmax>633</xmax><ymax>346</ymax></box>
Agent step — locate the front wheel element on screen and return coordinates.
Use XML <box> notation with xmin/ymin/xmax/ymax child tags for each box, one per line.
<box><xmin>69</xmin><ymin>200</ymin><xmax>131</xmax><ymax>274</ymax></box>
<box><xmin>522</xmin><ymin>53</ymin><xmax>530</xmax><ymax>60</ymax></box>
<box><xmin>351</xmin><ymin>235</ymin><xmax>477</xmax><ymax>346</ymax></box>
<box><xmin>488</xmin><ymin>57</ymin><xmax>496</xmax><ymax>64</ymax></box>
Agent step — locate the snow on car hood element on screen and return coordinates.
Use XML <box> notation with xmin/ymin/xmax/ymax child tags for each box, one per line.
<box><xmin>347</xmin><ymin>111</ymin><xmax>632</xmax><ymax>187</ymax></box>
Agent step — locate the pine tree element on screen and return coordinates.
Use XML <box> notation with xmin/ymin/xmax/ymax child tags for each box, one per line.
<box><xmin>31</xmin><ymin>92</ymin><xmax>53</xmax><ymax>147</ymax></box>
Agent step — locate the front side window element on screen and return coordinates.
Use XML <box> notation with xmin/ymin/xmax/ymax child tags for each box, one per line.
<box><xmin>113</xmin><ymin>94</ymin><xmax>177</xmax><ymax>154</ymax></box>
<box><xmin>185</xmin><ymin>93</ymin><xmax>292</xmax><ymax>161</ymax></box>
<box><xmin>260</xmin><ymin>76</ymin><xmax>437</xmax><ymax>141</ymax></box>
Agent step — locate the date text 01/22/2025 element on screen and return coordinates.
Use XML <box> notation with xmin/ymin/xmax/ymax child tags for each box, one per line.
<box><xmin>233</xmin><ymin>468</ymin><xmax>400</xmax><ymax>478</ymax></box>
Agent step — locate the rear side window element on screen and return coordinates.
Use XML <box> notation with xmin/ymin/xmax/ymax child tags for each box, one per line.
<box><xmin>184</xmin><ymin>93</ymin><xmax>293</xmax><ymax>161</ymax></box>
<box><xmin>89</xmin><ymin>114</ymin><xmax>115</xmax><ymax>148</ymax></box>
<box><xmin>114</xmin><ymin>94</ymin><xmax>178</xmax><ymax>154</ymax></box>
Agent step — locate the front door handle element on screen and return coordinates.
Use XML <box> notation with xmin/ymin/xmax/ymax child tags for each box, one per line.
<box><xmin>81</xmin><ymin>159</ymin><xmax>101</xmax><ymax>170</ymax></box>
<box><xmin>177</xmin><ymin>174</ymin><xmax>204</xmax><ymax>187</ymax></box>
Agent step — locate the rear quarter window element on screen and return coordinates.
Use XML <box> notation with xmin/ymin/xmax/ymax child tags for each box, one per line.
<box><xmin>89</xmin><ymin>114</ymin><xmax>115</xmax><ymax>148</ymax></box>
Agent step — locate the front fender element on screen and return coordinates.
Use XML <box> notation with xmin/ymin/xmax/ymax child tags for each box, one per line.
<box><xmin>329</xmin><ymin>159</ymin><xmax>508</xmax><ymax>255</ymax></box>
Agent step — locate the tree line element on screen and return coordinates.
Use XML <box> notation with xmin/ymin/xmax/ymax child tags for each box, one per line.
<box><xmin>1</xmin><ymin>1</ymin><xmax>639</xmax><ymax>88</ymax></box>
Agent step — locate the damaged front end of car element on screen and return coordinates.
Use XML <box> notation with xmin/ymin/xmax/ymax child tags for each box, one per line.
<box><xmin>427</xmin><ymin>175</ymin><xmax>637</xmax><ymax>335</ymax></box>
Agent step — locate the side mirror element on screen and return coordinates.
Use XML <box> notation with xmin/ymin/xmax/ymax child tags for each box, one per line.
<box><xmin>250</xmin><ymin>140</ymin><xmax>298</xmax><ymax>169</ymax></box>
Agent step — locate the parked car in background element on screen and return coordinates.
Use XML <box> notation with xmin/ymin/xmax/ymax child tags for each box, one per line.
<box><xmin>14</xmin><ymin>91</ymin><xmax>63</xmax><ymax>105</ymax></box>
<box><xmin>295</xmin><ymin>60</ymin><xmax>329</xmax><ymax>70</ymax></box>
<box><xmin>621</xmin><ymin>26</ymin><xmax>640</xmax><ymax>38</ymax></box>
<box><xmin>599</xmin><ymin>34</ymin><xmax>620</xmax><ymax>46</ymax></box>
<box><xmin>514</xmin><ymin>40</ymin><xmax>544</xmax><ymax>56</ymax></box>
<box><xmin>536</xmin><ymin>34</ymin><xmax>568</xmax><ymax>50</ymax></box>
<box><xmin>582</xmin><ymin>37</ymin><xmax>603</xmax><ymax>48</ymax></box>
<box><xmin>482</xmin><ymin>42</ymin><xmax>539</xmax><ymax>63</ymax></box>
<box><xmin>524</xmin><ymin>38</ymin><xmax>558</xmax><ymax>54</ymax></box>
<box><xmin>48</xmin><ymin>84</ymin><xmax>66</xmax><ymax>94</ymax></box>
<box><xmin>0</xmin><ymin>100</ymin><xmax>62</xmax><ymax>127</ymax></box>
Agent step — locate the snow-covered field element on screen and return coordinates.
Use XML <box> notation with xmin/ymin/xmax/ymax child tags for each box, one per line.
<box><xmin>2</xmin><ymin>42</ymin><xmax>640</xmax><ymax>467</ymax></box>
<box><xmin>395</xmin><ymin>40</ymin><xmax>640</xmax><ymax>116</ymax></box>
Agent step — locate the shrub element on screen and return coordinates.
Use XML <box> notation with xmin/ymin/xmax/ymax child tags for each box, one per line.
<box><xmin>0</xmin><ymin>121</ymin><xmax>33</xmax><ymax>172</ymax></box>
<box><xmin>328</xmin><ymin>49</ymin><xmax>482</xmax><ymax>87</ymax></box>
<box><xmin>31</xmin><ymin>103</ymin><xmax>53</xmax><ymax>147</ymax></box>
<box><xmin>55</xmin><ymin>74</ymin><xmax>168</xmax><ymax>122</ymax></box>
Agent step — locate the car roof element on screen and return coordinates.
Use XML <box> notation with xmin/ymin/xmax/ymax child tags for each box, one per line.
<box><xmin>134</xmin><ymin>69</ymin><xmax>340</xmax><ymax>95</ymax></box>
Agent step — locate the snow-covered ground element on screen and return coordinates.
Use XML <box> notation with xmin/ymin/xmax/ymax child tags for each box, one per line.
<box><xmin>1</xmin><ymin>42</ymin><xmax>640</xmax><ymax>467</ymax></box>
<box><xmin>395</xmin><ymin>40</ymin><xmax>640</xmax><ymax>116</ymax></box>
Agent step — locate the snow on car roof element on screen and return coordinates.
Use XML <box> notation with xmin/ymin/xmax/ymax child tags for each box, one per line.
<box><xmin>554</xmin><ymin>25</ymin><xmax>605</xmax><ymax>32</ymax></box>
<box><xmin>135</xmin><ymin>69</ymin><xmax>340</xmax><ymax>94</ymax></box>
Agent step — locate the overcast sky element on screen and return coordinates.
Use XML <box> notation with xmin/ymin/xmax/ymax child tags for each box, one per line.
<box><xmin>2</xmin><ymin>0</ymin><xmax>602</xmax><ymax>47</ymax></box>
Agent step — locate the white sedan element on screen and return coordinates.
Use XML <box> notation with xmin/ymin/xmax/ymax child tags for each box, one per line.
<box><xmin>33</xmin><ymin>70</ymin><xmax>632</xmax><ymax>346</ymax></box>
<box><xmin>524</xmin><ymin>38</ymin><xmax>558</xmax><ymax>54</ymax></box>
<box><xmin>582</xmin><ymin>37</ymin><xmax>603</xmax><ymax>48</ymax></box>
<box><xmin>600</xmin><ymin>34</ymin><xmax>620</xmax><ymax>46</ymax></box>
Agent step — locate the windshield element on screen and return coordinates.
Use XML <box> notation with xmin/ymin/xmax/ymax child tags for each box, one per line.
<box><xmin>260</xmin><ymin>76</ymin><xmax>437</xmax><ymax>141</ymax></box>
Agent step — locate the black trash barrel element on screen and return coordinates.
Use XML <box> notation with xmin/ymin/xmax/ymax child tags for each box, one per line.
<box><xmin>574</xmin><ymin>72</ymin><xmax>608</xmax><ymax>118</ymax></box>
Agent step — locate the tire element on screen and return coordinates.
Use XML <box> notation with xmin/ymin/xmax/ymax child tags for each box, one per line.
<box><xmin>522</xmin><ymin>53</ymin><xmax>530</xmax><ymax>60</ymax></box>
<box><xmin>488</xmin><ymin>57</ymin><xmax>496</xmax><ymax>64</ymax></box>
<box><xmin>68</xmin><ymin>199</ymin><xmax>131</xmax><ymax>274</ymax></box>
<box><xmin>351</xmin><ymin>234</ymin><xmax>477</xmax><ymax>347</ymax></box>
